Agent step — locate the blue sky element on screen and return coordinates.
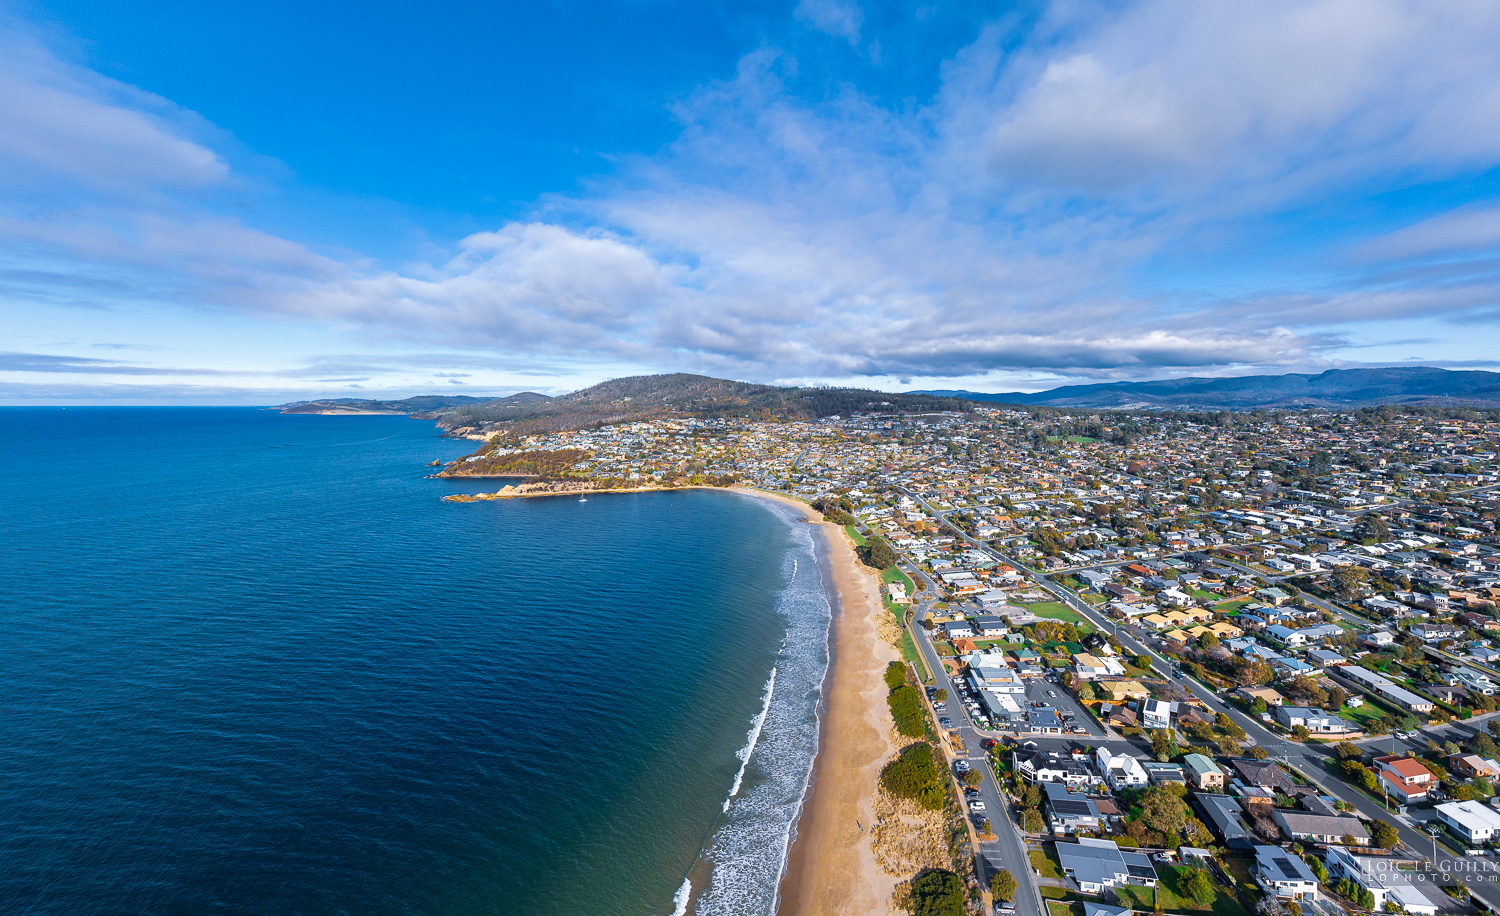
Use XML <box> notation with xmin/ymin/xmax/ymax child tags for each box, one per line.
<box><xmin>4</xmin><ymin>0</ymin><xmax>1500</xmax><ymax>403</ymax></box>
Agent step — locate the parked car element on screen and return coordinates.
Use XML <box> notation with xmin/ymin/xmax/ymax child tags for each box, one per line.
<box><xmin>939</xmin><ymin>718</ymin><xmax>953</xmax><ymax>728</ymax></box>
<box><xmin>968</xmin><ymin>800</ymin><xmax>986</xmax><ymax>812</ymax></box>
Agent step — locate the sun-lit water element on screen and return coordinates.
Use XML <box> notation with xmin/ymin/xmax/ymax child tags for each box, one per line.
<box><xmin>0</xmin><ymin>408</ymin><xmax>829</xmax><ymax>915</ymax></box>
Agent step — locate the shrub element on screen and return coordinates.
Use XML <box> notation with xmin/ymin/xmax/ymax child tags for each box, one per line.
<box><xmin>910</xmin><ymin>869</ymin><xmax>965</xmax><ymax>916</ymax></box>
<box><xmin>991</xmin><ymin>869</ymin><xmax>1017</xmax><ymax>902</ymax></box>
<box><xmin>888</xmin><ymin>684</ymin><xmax>926</xmax><ymax>737</ymax></box>
<box><xmin>881</xmin><ymin>743</ymin><xmax>946</xmax><ymax>810</ymax></box>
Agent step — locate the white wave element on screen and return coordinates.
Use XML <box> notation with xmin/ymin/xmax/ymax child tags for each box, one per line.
<box><xmin>664</xmin><ymin>877</ymin><xmax>691</xmax><ymax>916</ymax></box>
<box><xmin>691</xmin><ymin>507</ymin><xmax>833</xmax><ymax>916</ymax></box>
<box><xmin>726</xmin><ymin>666</ymin><xmax>777</xmax><ymax>811</ymax></box>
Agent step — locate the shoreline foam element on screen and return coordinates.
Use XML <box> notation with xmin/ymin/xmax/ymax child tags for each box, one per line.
<box><xmin>773</xmin><ymin>515</ymin><xmax>898</xmax><ymax>916</ymax></box>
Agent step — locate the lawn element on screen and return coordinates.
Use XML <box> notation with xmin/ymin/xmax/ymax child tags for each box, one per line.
<box><xmin>899</xmin><ymin>628</ymin><xmax>930</xmax><ymax>683</ymax></box>
<box><xmin>881</xmin><ymin>566</ymin><xmax>915</xmax><ymax>594</ymax></box>
<box><xmin>1114</xmin><ymin>866</ymin><xmax>1251</xmax><ymax>916</ymax></box>
<box><xmin>844</xmin><ymin>525</ymin><xmax>867</xmax><ymax>546</ymax></box>
<box><xmin>1047</xmin><ymin>902</ymin><xmax>1084</xmax><ymax>916</ymax></box>
<box><xmin>1031</xmin><ymin>845</ymin><xmax>1063</xmax><ymax>879</ymax></box>
<box><xmin>1213</xmin><ymin>598</ymin><xmax>1255</xmax><ymax>613</ymax></box>
<box><xmin>1027</xmin><ymin>602</ymin><xmax>1084</xmax><ymax>623</ymax></box>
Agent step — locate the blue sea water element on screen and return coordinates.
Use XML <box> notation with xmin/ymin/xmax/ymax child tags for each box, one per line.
<box><xmin>0</xmin><ymin>408</ymin><xmax>830</xmax><ymax>916</ymax></box>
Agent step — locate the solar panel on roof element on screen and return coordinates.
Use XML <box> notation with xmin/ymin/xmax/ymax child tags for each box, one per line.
<box><xmin>1273</xmin><ymin>857</ymin><xmax>1297</xmax><ymax>875</ymax></box>
<box><xmin>1051</xmin><ymin>799</ymin><xmax>1093</xmax><ymax>816</ymax></box>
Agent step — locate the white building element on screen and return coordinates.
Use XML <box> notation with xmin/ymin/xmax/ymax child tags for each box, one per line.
<box><xmin>1095</xmin><ymin>748</ymin><xmax>1149</xmax><ymax>790</ymax></box>
<box><xmin>1436</xmin><ymin>800</ymin><xmax>1500</xmax><ymax>845</ymax></box>
<box><xmin>1325</xmin><ymin>847</ymin><xmax>1439</xmax><ymax>915</ymax></box>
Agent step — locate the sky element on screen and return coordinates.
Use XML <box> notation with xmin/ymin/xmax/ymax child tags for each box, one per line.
<box><xmin>4</xmin><ymin>0</ymin><xmax>1500</xmax><ymax>404</ymax></box>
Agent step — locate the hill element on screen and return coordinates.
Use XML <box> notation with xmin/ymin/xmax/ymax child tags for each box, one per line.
<box><xmin>426</xmin><ymin>373</ymin><xmax>969</xmax><ymax>437</ymax></box>
<box><xmin>916</xmin><ymin>367</ymin><xmax>1500</xmax><ymax>410</ymax></box>
<box><xmin>279</xmin><ymin>392</ymin><xmax>548</xmax><ymax>415</ymax></box>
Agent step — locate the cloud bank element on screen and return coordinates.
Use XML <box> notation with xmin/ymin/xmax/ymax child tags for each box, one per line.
<box><xmin>5</xmin><ymin>0</ymin><xmax>1500</xmax><ymax>391</ymax></box>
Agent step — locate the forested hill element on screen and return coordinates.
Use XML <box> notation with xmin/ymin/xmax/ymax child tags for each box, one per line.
<box><xmin>918</xmin><ymin>367</ymin><xmax>1500</xmax><ymax>410</ymax></box>
<box><xmin>279</xmin><ymin>392</ymin><xmax>548</xmax><ymax>415</ymax></box>
<box><xmin>426</xmin><ymin>373</ymin><xmax>970</xmax><ymax>437</ymax></box>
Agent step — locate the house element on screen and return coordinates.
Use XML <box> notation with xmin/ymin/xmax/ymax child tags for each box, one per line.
<box><xmin>1448</xmin><ymin>754</ymin><xmax>1500</xmax><ymax>780</ymax></box>
<box><xmin>1334</xmin><ymin>665</ymin><xmax>1436</xmax><ymax>714</ymax></box>
<box><xmin>1325</xmin><ymin>847</ymin><xmax>1440</xmax><ymax>916</ymax></box>
<box><xmin>1292</xmin><ymin>623</ymin><xmax>1345</xmax><ymax>644</ymax></box>
<box><xmin>1361</xmin><ymin>629</ymin><xmax>1396</xmax><ymax>647</ymax></box>
<box><xmin>1195</xmin><ymin>793</ymin><xmax>1252</xmax><ymax>849</ymax></box>
<box><xmin>1271</xmin><ymin>810</ymin><xmax>1370</xmax><ymax>845</ymax></box>
<box><xmin>972</xmin><ymin>615</ymin><xmax>1009</xmax><ymax>638</ymax></box>
<box><xmin>1015</xmin><ymin>746</ymin><xmax>1093</xmax><ymax>786</ymax></box>
<box><xmin>1057</xmin><ymin>838</ymin><xmax>1158</xmax><ymax>895</ymax></box>
<box><xmin>1274</xmin><ymin>705</ymin><xmax>1362</xmax><ymax>736</ymax></box>
<box><xmin>1436</xmin><ymin>800</ymin><xmax>1500</xmax><ymax>844</ymax></box>
<box><xmin>1412</xmin><ymin>622</ymin><xmax>1464</xmax><ymax>643</ymax></box>
<box><xmin>1142</xmin><ymin>699</ymin><xmax>1172</xmax><ymax>730</ymax></box>
<box><xmin>1142</xmin><ymin>761</ymin><xmax>1186</xmax><ymax>786</ymax></box>
<box><xmin>1253</xmin><ymin>844</ymin><xmax>1320</xmax><ymax>900</ymax></box>
<box><xmin>1101</xmin><ymin>703</ymin><xmax>1138</xmax><ymax>729</ymax></box>
<box><xmin>1258</xmin><ymin>587</ymin><xmax>1293</xmax><ymax>606</ymax></box>
<box><xmin>969</xmin><ymin>664</ymin><xmax>1026</xmax><ymax>695</ymax></box>
<box><xmin>1046</xmin><ymin>782</ymin><xmax>1103</xmax><ymax>835</ymax></box>
<box><xmin>1095</xmin><ymin>748</ymin><xmax>1149</xmax><ymax>790</ymax></box>
<box><xmin>942</xmin><ymin>620</ymin><xmax>977</xmax><ymax>640</ymax></box>
<box><xmin>1098</xmin><ymin>680</ymin><xmax>1149</xmax><ymax>701</ymax></box>
<box><xmin>1183</xmin><ymin>753</ymin><xmax>1223</xmax><ymax>790</ymax></box>
<box><xmin>1083</xmin><ymin>905</ymin><xmax>1135</xmax><ymax>916</ymax></box>
<box><xmin>1074</xmin><ymin>653</ymin><xmax>1127</xmax><ymax>681</ymax></box>
<box><xmin>1307</xmin><ymin>649</ymin><xmax>1344</xmax><ymax>667</ymax></box>
<box><xmin>1079</xmin><ymin>569</ymin><xmax>1112</xmax><ymax>590</ymax></box>
<box><xmin>1374</xmin><ymin>756</ymin><xmax>1437</xmax><ymax>804</ymax></box>
<box><xmin>1231</xmin><ymin>759</ymin><xmax>1294</xmax><ymax>794</ymax></box>
<box><xmin>1265</xmin><ymin>625</ymin><xmax>1306</xmax><ymax>648</ymax></box>
<box><xmin>1029</xmin><ymin>707</ymin><xmax>1065</xmax><ymax>734</ymax></box>
<box><xmin>1446</xmin><ymin>667</ymin><xmax>1498</xmax><ymax>696</ymax></box>
<box><xmin>1236</xmin><ymin>686</ymin><xmax>1285</xmax><ymax>707</ymax></box>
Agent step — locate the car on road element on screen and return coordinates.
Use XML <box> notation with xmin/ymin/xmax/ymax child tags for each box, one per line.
<box><xmin>997</xmin><ymin>902</ymin><xmax>1015</xmax><ymax>914</ymax></box>
<box><xmin>939</xmin><ymin>718</ymin><xmax>952</xmax><ymax>728</ymax></box>
<box><xmin>954</xmin><ymin>760</ymin><xmax>970</xmax><ymax>773</ymax></box>
<box><xmin>968</xmin><ymin>800</ymin><xmax>986</xmax><ymax>812</ymax></box>
<box><xmin>1047</xmin><ymin>691</ymin><xmax>1057</xmax><ymax>698</ymax></box>
<box><xmin>964</xmin><ymin>786</ymin><xmax>981</xmax><ymax>797</ymax></box>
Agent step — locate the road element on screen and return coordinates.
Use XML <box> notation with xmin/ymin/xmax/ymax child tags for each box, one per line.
<box><xmin>894</xmin><ymin>488</ymin><xmax>1500</xmax><ymax>909</ymax></box>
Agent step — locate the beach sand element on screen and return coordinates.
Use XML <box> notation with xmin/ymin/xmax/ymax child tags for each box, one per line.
<box><xmin>774</xmin><ymin>519</ymin><xmax>899</xmax><ymax>916</ymax></box>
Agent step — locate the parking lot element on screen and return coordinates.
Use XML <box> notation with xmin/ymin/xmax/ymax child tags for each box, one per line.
<box><xmin>1024</xmin><ymin>679</ymin><xmax>1103</xmax><ymax>737</ymax></box>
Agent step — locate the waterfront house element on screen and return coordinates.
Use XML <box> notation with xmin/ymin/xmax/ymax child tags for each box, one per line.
<box><xmin>1046</xmin><ymin>782</ymin><xmax>1102</xmax><ymax>835</ymax></box>
<box><xmin>1325</xmin><ymin>848</ymin><xmax>1440</xmax><ymax>915</ymax></box>
<box><xmin>1057</xmin><ymin>838</ymin><xmax>1158</xmax><ymax>895</ymax></box>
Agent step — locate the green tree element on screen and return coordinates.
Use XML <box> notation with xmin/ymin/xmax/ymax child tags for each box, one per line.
<box><xmin>866</xmin><ymin>536</ymin><xmax>898</xmax><ymax>570</ymax></box>
<box><xmin>1291</xmin><ymin>724</ymin><xmax>1311</xmax><ymax>741</ymax></box>
<box><xmin>1184</xmin><ymin>868</ymin><xmax>1216</xmax><ymax>906</ymax></box>
<box><xmin>1134</xmin><ymin>655</ymin><xmax>1153</xmax><ymax>673</ymax></box>
<box><xmin>963</xmin><ymin>769</ymin><xmax>982</xmax><ymax>787</ymax></box>
<box><xmin>1150</xmin><ymin>728</ymin><xmax>1179</xmax><ymax>762</ymax></box>
<box><xmin>884</xmin><ymin>661</ymin><xmax>907</xmax><ymax>690</ymax></box>
<box><xmin>934</xmin><ymin>688</ymin><xmax>948</xmax><ymax>704</ymax></box>
<box><xmin>1334</xmin><ymin>566</ymin><xmax>1371</xmax><ymax>601</ymax></box>
<box><xmin>1444</xmin><ymin>740</ymin><xmax>1462</xmax><ymax>757</ymax></box>
<box><xmin>910</xmin><ymin>869</ymin><xmax>965</xmax><ymax>916</ymax></box>
<box><xmin>1333</xmin><ymin>742</ymin><xmax>1364</xmax><ymax>761</ymax></box>
<box><xmin>1020</xmin><ymin>783</ymin><xmax>1042</xmax><ymax>807</ymax></box>
<box><xmin>1021</xmin><ymin>807</ymin><xmax>1045</xmax><ymax>833</ymax></box>
<box><xmin>1476</xmin><ymin>776</ymin><xmax>1494</xmax><ymax>798</ymax></box>
<box><xmin>1247</xmin><ymin>745</ymin><xmax>1270</xmax><ymax>760</ymax></box>
<box><xmin>1251</xmin><ymin>697</ymin><xmax>1269</xmax><ymax>716</ymax></box>
<box><xmin>880</xmin><ymin>742</ymin><xmax>946</xmax><ymax>810</ymax></box>
<box><xmin>1139</xmin><ymin>786</ymin><xmax>1190</xmax><ymax>836</ymax></box>
<box><xmin>990</xmin><ymin>869</ymin><xmax>1017</xmax><ymax>903</ymax></box>
<box><xmin>1353</xmin><ymin>514</ymin><xmax>1391</xmax><ymax>545</ymax></box>
<box><xmin>1371</xmin><ymin>819</ymin><xmax>1399</xmax><ymax>849</ymax></box>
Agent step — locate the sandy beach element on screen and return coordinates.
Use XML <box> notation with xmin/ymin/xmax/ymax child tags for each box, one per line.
<box><xmin>774</xmin><ymin>512</ymin><xmax>899</xmax><ymax>916</ymax></box>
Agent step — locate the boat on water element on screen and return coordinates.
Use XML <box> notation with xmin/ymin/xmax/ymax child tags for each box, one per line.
<box><xmin>578</xmin><ymin>498</ymin><xmax>587</xmax><ymax>502</ymax></box>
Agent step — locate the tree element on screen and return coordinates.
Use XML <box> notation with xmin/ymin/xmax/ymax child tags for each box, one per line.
<box><xmin>1327</xmin><ymin>686</ymin><xmax>1349</xmax><ymax>710</ymax></box>
<box><xmin>1134</xmin><ymin>655</ymin><xmax>1153</xmax><ymax>673</ymax></box>
<box><xmin>866</xmin><ymin>536</ymin><xmax>898</xmax><ymax>570</ymax></box>
<box><xmin>1334</xmin><ymin>566</ymin><xmax>1371</xmax><ymax>601</ymax></box>
<box><xmin>1371</xmin><ymin>819</ymin><xmax>1399</xmax><ymax>849</ymax></box>
<box><xmin>1251</xmin><ymin>697</ymin><xmax>1269</xmax><ymax>716</ymax></box>
<box><xmin>1139</xmin><ymin>786</ymin><xmax>1190</xmax><ymax>836</ymax></box>
<box><xmin>1216</xmin><ymin>735</ymin><xmax>1243</xmax><ymax>757</ymax></box>
<box><xmin>1021</xmin><ymin>783</ymin><xmax>1042</xmax><ymax>808</ymax></box>
<box><xmin>1333</xmin><ymin>742</ymin><xmax>1364</xmax><ymax>761</ymax></box>
<box><xmin>888</xmin><ymin>684</ymin><xmax>926</xmax><ymax>737</ymax></box>
<box><xmin>1291</xmin><ymin>725</ymin><xmax>1311</xmax><ymax>741</ymax></box>
<box><xmin>910</xmin><ymin>869</ymin><xmax>965</xmax><ymax>916</ymax></box>
<box><xmin>1077</xmin><ymin>681</ymin><xmax>1097</xmax><ymax>702</ymax></box>
<box><xmin>991</xmin><ymin>869</ymin><xmax>1017</xmax><ymax>903</ymax></box>
<box><xmin>1247</xmin><ymin>745</ymin><xmax>1270</xmax><ymax>760</ymax></box>
<box><xmin>1021</xmin><ymin>807</ymin><xmax>1046</xmax><ymax>833</ymax></box>
<box><xmin>1184</xmin><ymin>868</ymin><xmax>1216</xmax><ymax>907</ymax></box>
<box><xmin>1353</xmin><ymin>513</ymin><xmax>1391</xmax><ymax>545</ymax></box>
<box><xmin>1476</xmin><ymin>776</ymin><xmax>1494</xmax><ymax>798</ymax></box>
<box><xmin>1150</xmin><ymin>728</ymin><xmax>1179</xmax><ymax>762</ymax></box>
<box><xmin>1444</xmin><ymin>740</ymin><xmax>1462</xmax><ymax>757</ymax></box>
<box><xmin>1489</xmin><ymin>719</ymin><xmax>1500</xmax><ymax>740</ymax></box>
<box><xmin>884</xmin><ymin>662</ymin><xmax>907</xmax><ymax>690</ymax></box>
<box><xmin>963</xmin><ymin>770</ymin><xmax>982</xmax><ymax>787</ymax></box>
<box><xmin>934</xmin><ymin>688</ymin><xmax>948</xmax><ymax>704</ymax></box>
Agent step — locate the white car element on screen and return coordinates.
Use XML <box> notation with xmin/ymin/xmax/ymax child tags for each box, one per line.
<box><xmin>968</xmin><ymin>800</ymin><xmax>986</xmax><ymax>812</ymax></box>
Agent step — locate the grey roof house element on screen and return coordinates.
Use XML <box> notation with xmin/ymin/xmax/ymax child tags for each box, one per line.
<box><xmin>1057</xmin><ymin>838</ymin><xmax>1158</xmax><ymax>895</ymax></box>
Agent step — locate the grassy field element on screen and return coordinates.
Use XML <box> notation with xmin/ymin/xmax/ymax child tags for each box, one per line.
<box><xmin>1115</xmin><ymin>866</ymin><xmax>1250</xmax><ymax>916</ymax></box>
<box><xmin>881</xmin><ymin>566</ymin><xmax>915</xmax><ymax>594</ymax></box>
<box><xmin>1213</xmin><ymin>598</ymin><xmax>1255</xmax><ymax>613</ymax></box>
<box><xmin>1046</xmin><ymin>901</ymin><xmax>1083</xmax><ymax>916</ymax></box>
<box><xmin>901</xmin><ymin>627</ymin><xmax>931</xmax><ymax>682</ymax></box>
<box><xmin>844</xmin><ymin>525</ymin><xmax>867</xmax><ymax>546</ymax></box>
<box><xmin>1031</xmin><ymin>845</ymin><xmax>1063</xmax><ymax>879</ymax></box>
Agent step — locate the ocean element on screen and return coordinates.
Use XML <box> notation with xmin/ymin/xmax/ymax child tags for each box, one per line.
<box><xmin>0</xmin><ymin>408</ymin><xmax>830</xmax><ymax>915</ymax></box>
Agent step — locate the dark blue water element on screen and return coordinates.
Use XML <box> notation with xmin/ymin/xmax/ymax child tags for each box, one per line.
<box><xmin>0</xmin><ymin>408</ymin><xmax>829</xmax><ymax>916</ymax></box>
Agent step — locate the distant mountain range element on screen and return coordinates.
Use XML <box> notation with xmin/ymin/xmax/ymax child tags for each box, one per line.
<box><xmin>916</xmin><ymin>367</ymin><xmax>1500</xmax><ymax>409</ymax></box>
<box><xmin>278</xmin><ymin>393</ymin><xmax>546</xmax><ymax>415</ymax></box>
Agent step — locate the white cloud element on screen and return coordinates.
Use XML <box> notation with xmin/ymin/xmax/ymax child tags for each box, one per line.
<box><xmin>793</xmin><ymin>0</ymin><xmax>864</xmax><ymax>44</ymax></box>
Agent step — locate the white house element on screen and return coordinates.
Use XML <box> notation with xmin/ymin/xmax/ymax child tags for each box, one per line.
<box><xmin>1095</xmin><ymin>748</ymin><xmax>1148</xmax><ymax>790</ymax></box>
<box><xmin>1436</xmin><ymin>800</ymin><xmax>1500</xmax><ymax>845</ymax></box>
